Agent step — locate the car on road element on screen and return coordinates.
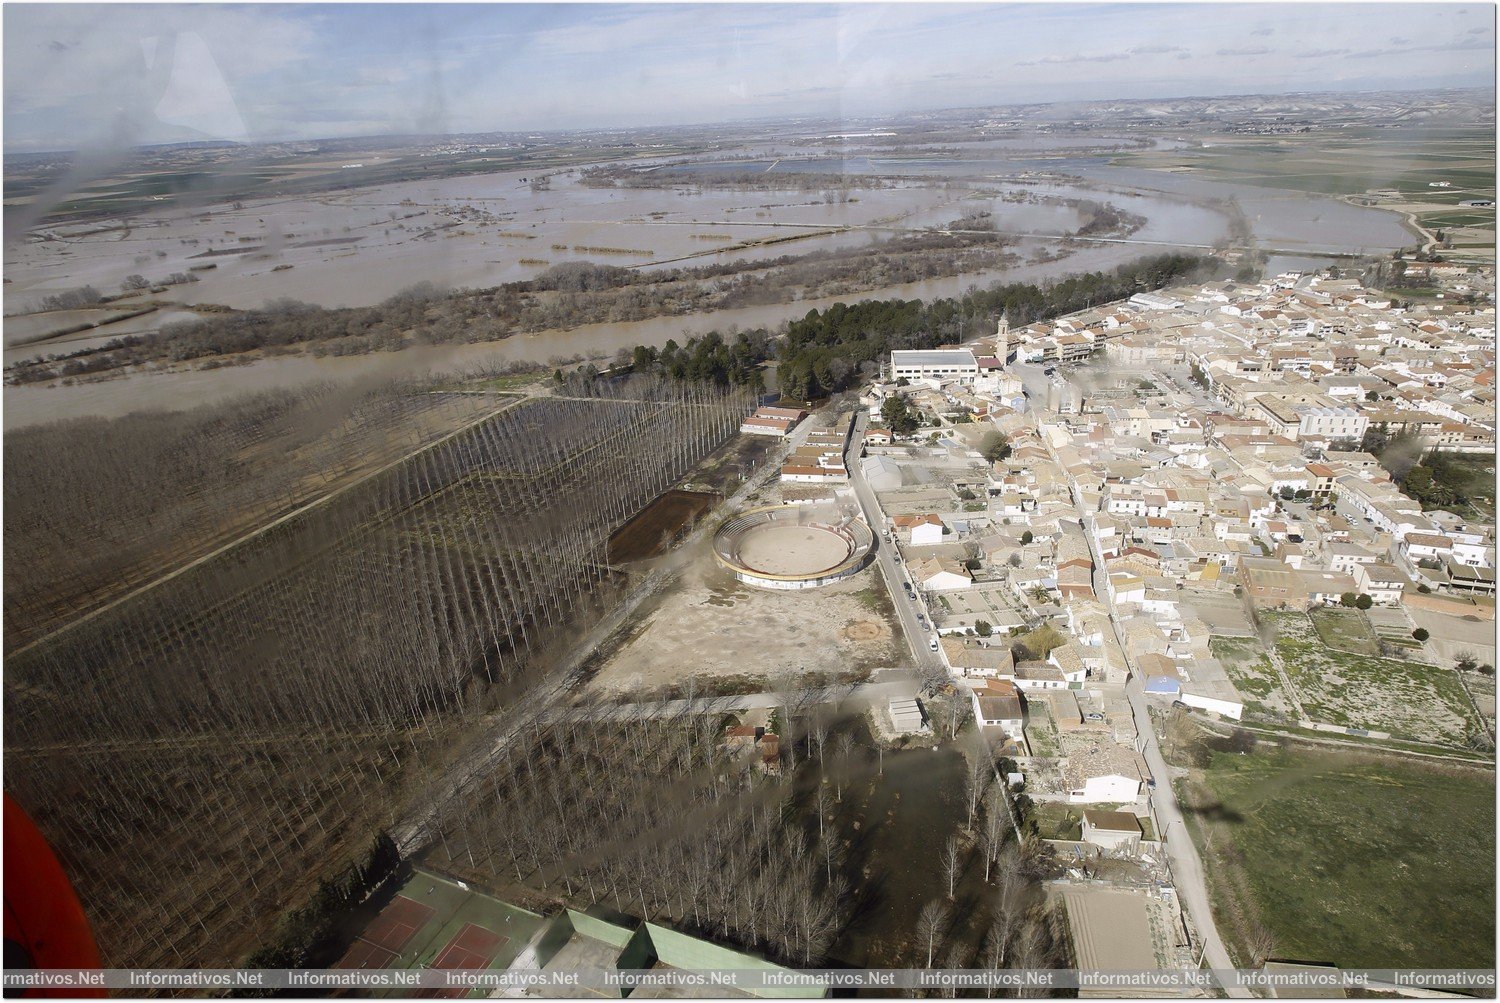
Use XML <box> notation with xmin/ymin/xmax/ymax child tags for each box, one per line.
<box><xmin>928</xmin><ymin>638</ymin><xmax>940</xmax><ymax>651</ymax></box>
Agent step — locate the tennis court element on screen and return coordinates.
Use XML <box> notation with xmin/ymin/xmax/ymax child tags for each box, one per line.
<box><xmin>332</xmin><ymin>867</ymin><xmax>546</xmax><ymax>996</ymax></box>
<box><xmin>335</xmin><ymin>895</ymin><xmax>437</xmax><ymax>969</ymax></box>
<box><xmin>432</xmin><ymin>923</ymin><xmax>507</xmax><ymax>970</ymax></box>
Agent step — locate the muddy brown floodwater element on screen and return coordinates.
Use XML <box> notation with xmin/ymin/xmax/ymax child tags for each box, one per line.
<box><xmin>5</xmin><ymin>138</ymin><xmax>1420</xmax><ymax>429</ymax></box>
<box><xmin>824</xmin><ymin>743</ymin><xmax>981</xmax><ymax>970</ymax></box>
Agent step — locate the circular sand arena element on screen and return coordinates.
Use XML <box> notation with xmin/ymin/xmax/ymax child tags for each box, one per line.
<box><xmin>713</xmin><ymin>505</ymin><xmax>874</xmax><ymax>590</ymax></box>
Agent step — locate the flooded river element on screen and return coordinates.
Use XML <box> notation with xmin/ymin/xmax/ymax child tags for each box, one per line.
<box><xmin>4</xmin><ymin>137</ymin><xmax>1420</xmax><ymax>429</ymax></box>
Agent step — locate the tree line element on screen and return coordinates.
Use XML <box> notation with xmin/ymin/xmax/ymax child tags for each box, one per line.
<box><xmin>5</xmin><ymin>377</ymin><xmax>755</xmax><ymax>969</ymax></box>
<box><xmin>626</xmin><ymin>253</ymin><xmax>1215</xmax><ymax>400</ymax></box>
<box><xmin>6</xmin><ymin>240</ymin><xmax>1204</xmax><ymax>390</ymax></box>
<box><xmin>4</xmin><ymin>380</ymin><xmax>496</xmax><ymax>649</ymax></box>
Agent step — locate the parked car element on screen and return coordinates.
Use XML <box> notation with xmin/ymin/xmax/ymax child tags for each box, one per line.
<box><xmin>928</xmin><ymin>638</ymin><xmax>940</xmax><ymax>652</ymax></box>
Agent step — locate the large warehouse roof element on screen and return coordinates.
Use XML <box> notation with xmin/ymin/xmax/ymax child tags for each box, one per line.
<box><xmin>891</xmin><ymin>349</ymin><xmax>978</xmax><ymax>367</ymax></box>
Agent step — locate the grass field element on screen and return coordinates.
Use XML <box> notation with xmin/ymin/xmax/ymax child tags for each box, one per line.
<box><xmin>1308</xmin><ymin>607</ymin><xmax>1379</xmax><ymax>655</ymax></box>
<box><xmin>1182</xmin><ymin>741</ymin><xmax>1495</xmax><ymax>970</ymax></box>
<box><xmin>1209</xmin><ymin>635</ymin><xmax>1292</xmax><ymax>720</ymax></box>
<box><xmin>1269</xmin><ymin>611</ymin><xmax>1481</xmax><ymax>746</ymax></box>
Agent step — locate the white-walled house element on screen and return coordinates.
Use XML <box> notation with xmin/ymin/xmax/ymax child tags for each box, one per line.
<box><xmin>970</xmin><ymin>683</ymin><xmax>1025</xmax><ymax>741</ymax></box>
<box><xmin>913</xmin><ymin>557</ymin><xmax>973</xmax><ymax>592</ymax></box>
<box><xmin>891</xmin><ymin>349</ymin><xmax>980</xmax><ymax>382</ymax></box>
<box><xmin>1081</xmin><ymin>811</ymin><xmax>1143</xmax><ymax>854</ymax></box>
<box><xmin>894</xmin><ymin>513</ymin><xmax>945</xmax><ymax>547</ymax></box>
<box><xmin>1063</xmin><ymin>742</ymin><xmax>1149</xmax><ymax>804</ymax></box>
<box><xmin>1179</xmin><ymin>688</ymin><xmax>1245</xmax><ymax>721</ymax></box>
<box><xmin>1354</xmin><ymin>562</ymin><xmax>1407</xmax><ymax>605</ymax></box>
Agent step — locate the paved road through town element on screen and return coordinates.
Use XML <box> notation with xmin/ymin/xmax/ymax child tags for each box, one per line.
<box><xmin>1075</xmin><ymin>505</ymin><xmax>1252</xmax><ymax>998</ymax></box>
<box><xmin>845</xmin><ymin>410</ymin><xmax>948</xmax><ymax>683</ymax></box>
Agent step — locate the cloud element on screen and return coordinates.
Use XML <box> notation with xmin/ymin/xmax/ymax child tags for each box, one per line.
<box><xmin>1346</xmin><ymin>36</ymin><xmax>1492</xmax><ymax>59</ymax></box>
<box><xmin>1018</xmin><ymin>51</ymin><xmax>1130</xmax><ymax>66</ymax></box>
<box><xmin>3</xmin><ymin>3</ymin><xmax>1496</xmax><ymax>148</ymax></box>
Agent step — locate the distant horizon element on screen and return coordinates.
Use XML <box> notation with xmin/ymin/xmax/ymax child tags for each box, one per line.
<box><xmin>4</xmin><ymin>2</ymin><xmax>1495</xmax><ymax>154</ymax></box>
<box><xmin>5</xmin><ymin>83</ymin><xmax>1496</xmax><ymax>160</ymax></box>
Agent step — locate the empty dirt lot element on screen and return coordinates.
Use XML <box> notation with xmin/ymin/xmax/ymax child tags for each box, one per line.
<box><xmin>587</xmin><ymin>561</ymin><xmax>899</xmax><ymax>698</ymax></box>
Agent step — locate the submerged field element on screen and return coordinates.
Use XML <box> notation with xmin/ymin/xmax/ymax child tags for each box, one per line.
<box><xmin>1181</xmin><ymin>739</ymin><xmax>1495</xmax><ymax>970</ymax></box>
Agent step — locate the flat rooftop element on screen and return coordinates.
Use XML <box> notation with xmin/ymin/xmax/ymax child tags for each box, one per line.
<box><xmin>891</xmin><ymin>349</ymin><xmax>978</xmax><ymax>367</ymax></box>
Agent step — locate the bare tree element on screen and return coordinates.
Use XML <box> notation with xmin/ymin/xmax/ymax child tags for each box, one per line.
<box><xmin>965</xmin><ymin>749</ymin><xmax>991</xmax><ymax>832</ymax></box>
<box><xmin>1012</xmin><ymin>919</ymin><xmax>1053</xmax><ymax>997</ymax></box>
<box><xmin>940</xmin><ymin>943</ymin><xmax>969</xmax><ymax>998</ymax></box>
<box><xmin>834</xmin><ymin>730</ymin><xmax>856</xmax><ymax>803</ymax></box>
<box><xmin>814</xmin><ymin>782</ymin><xmax>834</xmax><ymax>882</ymax></box>
<box><xmin>1245</xmin><ymin>921</ymin><xmax>1277</xmax><ymax>968</ymax></box>
<box><xmin>810</xmin><ymin>714</ymin><xmax>829</xmax><ymax>769</ymax></box>
<box><xmin>916</xmin><ymin>899</ymin><xmax>951</xmax><ymax>969</ymax></box>
<box><xmin>942</xmin><ymin>835</ymin><xmax>963</xmax><ymax>899</ymax></box>
<box><xmin>979</xmin><ymin>787</ymin><xmax>1009</xmax><ymax>882</ymax></box>
<box><xmin>990</xmin><ymin>845</ymin><xmax>1030</xmax><ymax>968</ymax></box>
<box><xmin>5</xmin><ymin>378</ymin><xmax>758</xmax><ymax>968</ymax></box>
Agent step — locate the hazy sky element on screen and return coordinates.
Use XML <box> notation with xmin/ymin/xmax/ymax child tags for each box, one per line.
<box><xmin>4</xmin><ymin>2</ymin><xmax>1494</xmax><ymax>151</ymax></box>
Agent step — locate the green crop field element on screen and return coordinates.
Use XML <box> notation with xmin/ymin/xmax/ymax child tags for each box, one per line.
<box><xmin>1183</xmin><ymin>742</ymin><xmax>1495</xmax><ymax>970</ymax></box>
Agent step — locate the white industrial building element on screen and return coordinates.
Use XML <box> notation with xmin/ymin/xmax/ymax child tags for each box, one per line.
<box><xmin>890</xmin><ymin>349</ymin><xmax>979</xmax><ymax>382</ymax></box>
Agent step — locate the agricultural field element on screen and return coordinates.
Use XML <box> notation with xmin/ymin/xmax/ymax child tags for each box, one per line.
<box><xmin>1121</xmin><ymin>129</ymin><xmax>1494</xmax><ymax>199</ymax></box>
<box><xmin>1116</xmin><ymin>127</ymin><xmax>1496</xmax><ymax>260</ymax></box>
<box><xmin>1208</xmin><ymin>634</ymin><xmax>1293</xmax><ymax>720</ymax></box>
<box><xmin>4</xmin><ymin>382</ymin><xmax>753</xmax><ymax>969</ymax></box>
<box><xmin>1267</xmin><ymin>611</ymin><xmax>1482</xmax><ymax>747</ymax></box>
<box><xmin>1180</xmin><ymin>738</ymin><xmax>1495</xmax><ymax>970</ymax></box>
